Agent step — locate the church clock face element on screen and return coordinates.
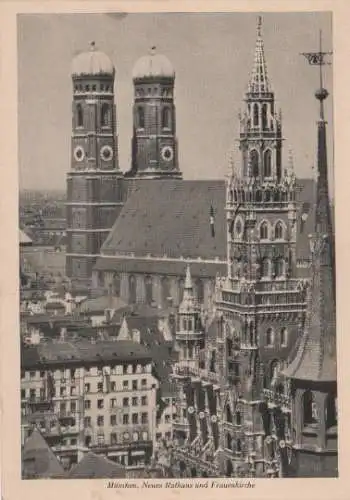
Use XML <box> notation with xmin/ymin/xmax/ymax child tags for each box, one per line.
<box><xmin>161</xmin><ymin>145</ymin><xmax>174</xmax><ymax>162</ymax></box>
<box><xmin>74</xmin><ymin>145</ymin><xmax>85</xmax><ymax>162</ymax></box>
<box><xmin>100</xmin><ymin>145</ymin><xmax>114</xmax><ymax>162</ymax></box>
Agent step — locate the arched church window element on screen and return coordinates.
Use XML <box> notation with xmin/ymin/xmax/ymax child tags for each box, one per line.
<box><xmin>236</xmin><ymin>439</ymin><xmax>242</xmax><ymax>452</ymax></box>
<box><xmin>266</xmin><ymin>328</ymin><xmax>274</xmax><ymax>347</ymax></box>
<box><xmin>303</xmin><ymin>390</ymin><xmax>318</xmax><ymax>426</ymax></box>
<box><xmin>253</xmin><ymin>103</ymin><xmax>259</xmax><ymax>127</ymax></box>
<box><xmin>76</xmin><ymin>104</ymin><xmax>83</xmax><ymax>127</ymax></box>
<box><xmin>162</xmin><ymin>107</ymin><xmax>171</xmax><ymax>129</ymax></box>
<box><xmin>145</xmin><ymin>275</ymin><xmax>153</xmax><ymax>305</ymax></box>
<box><xmin>280</xmin><ymin>327</ymin><xmax>288</xmax><ymax>347</ymax></box>
<box><xmin>137</xmin><ymin>106</ymin><xmax>145</xmax><ymax>129</ymax></box>
<box><xmin>129</xmin><ymin>275</ymin><xmax>136</xmax><ymax>304</ymax></box>
<box><xmin>101</xmin><ymin>103</ymin><xmax>111</xmax><ymax>127</ymax></box>
<box><xmin>263</xmin><ymin>149</ymin><xmax>272</xmax><ymax>177</ymax></box>
<box><xmin>236</xmin><ymin>411</ymin><xmax>242</xmax><ymax>425</ymax></box>
<box><xmin>259</xmin><ymin>221</ymin><xmax>269</xmax><ymax>240</ymax></box>
<box><xmin>262</xmin><ymin>103</ymin><xmax>268</xmax><ymax>129</ymax></box>
<box><xmin>250</xmin><ymin>149</ymin><xmax>259</xmax><ymax>177</ymax></box>
<box><xmin>274</xmin><ymin>221</ymin><xmax>284</xmax><ymax>239</ymax></box>
<box><xmin>226</xmin><ymin>433</ymin><xmax>232</xmax><ymax>450</ymax></box>
<box><xmin>226</xmin><ymin>404</ymin><xmax>233</xmax><ymax>423</ymax></box>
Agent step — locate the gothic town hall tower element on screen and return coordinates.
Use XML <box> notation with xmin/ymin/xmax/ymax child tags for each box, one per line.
<box><xmin>66</xmin><ymin>42</ymin><xmax>124</xmax><ymax>283</ymax></box>
<box><xmin>214</xmin><ymin>18</ymin><xmax>308</xmax><ymax>477</ymax></box>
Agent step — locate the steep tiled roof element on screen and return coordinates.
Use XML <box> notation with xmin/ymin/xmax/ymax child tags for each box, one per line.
<box><xmin>101</xmin><ymin>179</ymin><xmax>227</xmax><ymax>260</ymax></box>
<box><xmin>68</xmin><ymin>452</ymin><xmax>126</xmax><ymax>479</ymax></box>
<box><xmin>79</xmin><ymin>295</ymin><xmax>127</xmax><ymax>314</ymax></box>
<box><xmin>22</xmin><ymin>428</ymin><xmax>65</xmax><ymax>478</ymax></box>
<box><xmin>97</xmin><ymin>178</ymin><xmax>315</xmax><ymax>275</ymax></box>
<box><xmin>21</xmin><ymin>339</ymin><xmax>152</xmax><ymax>369</ymax></box>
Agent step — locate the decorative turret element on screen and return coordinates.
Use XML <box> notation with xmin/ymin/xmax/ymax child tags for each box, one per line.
<box><xmin>283</xmin><ymin>31</ymin><xmax>337</xmax><ymax>478</ymax></box>
<box><xmin>176</xmin><ymin>265</ymin><xmax>204</xmax><ymax>368</ymax></box>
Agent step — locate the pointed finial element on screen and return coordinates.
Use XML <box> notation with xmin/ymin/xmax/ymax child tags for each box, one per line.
<box><xmin>119</xmin><ymin>316</ymin><xmax>131</xmax><ymax>340</ymax></box>
<box><xmin>90</xmin><ymin>40</ymin><xmax>96</xmax><ymax>51</ymax></box>
<box><xmin>257</xmin><ymin>15</ymin><xmax>262</xmax><ymax>37</ymax></box>
<box><xmin>248</xmin><ymin>16</ymin><xmax>270</xmax><ymax>94</ymax></box>
<box><xmin>288</xmin><ymin>147</ymin><xmax>294</xmax><ymax>173</ymax></box>
<box><xmin>185</xmin><ymin>264</ymin><xmax>192</xmax><ymax>289</ymax></box>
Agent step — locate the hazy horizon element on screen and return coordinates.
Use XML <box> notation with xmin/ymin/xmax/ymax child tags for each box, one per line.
<box><xmin>18</xmin><ymin>12</ymin><xmax>333</xmax><ymax>191</ymax></box>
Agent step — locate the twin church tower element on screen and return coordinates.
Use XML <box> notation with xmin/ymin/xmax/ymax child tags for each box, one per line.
<box><xmin>66</xmin><ymin>43</ymin><xmax>181</xmax><ymax>280</ymax></box>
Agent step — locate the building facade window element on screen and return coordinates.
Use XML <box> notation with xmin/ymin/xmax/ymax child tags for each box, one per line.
<box><xmin>123</xmin><ymin>414</ymin><xmax>129</xmax><ymax>425</ymax></box>
<box><xmin>303</xmin><ymin>390</ymin><xmax>318</xmax><ymax>426</ymax></box>
<box><xmin>137</xmin><ymin>106</ymin><xmax>145</xmax><ymax>129</ymax></box>
<box><xmin>101</xmin><ymin>103</ymin><xmax>111</xmax><ymax>127</ymax></box>
<box><xmin>141</xmin><ymin>412</ymin><xmax>148</xmax><ymax>424</ymax></box>
<box><xmin>97</xmin><ymin>416</ymin><xmax>104</xmax><ymax>427</ymax></box>
<box><xmin>162</xmin><ymin>107</ymin><xmax>171</xmax><ymax>129</ymax></box>
<box><xmin>132</xmin><ymin>397</ymin><xmax>138</xmax><ymax>406</ymax></box>
<box><xmin>274</xmin><ymin>221</ymin><xmax>284</xmax><ymax>240</ymax></box>
<box><xmin>280</xmin><ymin>327</ymin><xmax>288</xmax><ymax>347</ymax></box>
<box><xmin>110</xmin><ymin>415</ymin><xmax>117</xmax><ymax>426</ymax></box>
<box><xmin>97</xmin><ymin>399</ymin><xmax>104</xmax><ymax>409</ymax></box>
<box><xmin>141</xmin><ymin>396</ymin><xmax>147</xmax><ymax>406</ymax></box>
<box><xmin>263</xmin><ymin>149</ymin><xmax>272</xmax><ymax>177</ymax></box>
<box><xmin>266</xmin><ymin>327</ymin><xmax>274</xmax><ymax>347</ymax></box>
<box><xmin>132</xmin><ymin>380</ymin><xmax>138</xmax><ymax>390</ymax></box>
<box><xmin>250</xmin><ymin>149</ymin><xmax>259</xmax><ymax>177</ymax></box>
<box><xmin>262</xmin><ymin>103</ymin><xmax>268</xmax><ymax>130</ymax></box>
<box><xmin>226</xmin><ymin>404</ymin><xmax>233</xmax><ymax>423</ymax></box>
<box><xmin>275</xmin><ymin>258</ymin><xmax>285</xmax><ymax>278</ymax></box>
<box><xmin>129</xmin><ymin>275</ymin><xmax>137</xmax><ymax>304</ymax></box>
<box><xmin>76</xmin><ymin>103</ymin><xmax>83</xmax><ymax>127</ymax></box>
<box><xmin>123</xmin><ymin>398</ymin><xmax>129</xmax><ymax>407</ymax></box>
<box><xmin>260</xmin><ymin>221</ymin><xmax>269</xmax><ymax>240</ymax></box>
<box><xmin>84</xmin><ymin>417</ymin><xmax>91</xmax><ymax>428</ymax></box>
<box><xmin>253</xmin><ymin>103</ymin><xmax>259</xmax><ymax>127</ymax></box>
<box><xmin>145</xmin><ymin>275</ymin><xmax>153</xmax><ymax>305</ymax></box>
<box><xmin>132</xmin><ymin>413</ymin><xmax>138</xmax><ymax>424</ymax></box>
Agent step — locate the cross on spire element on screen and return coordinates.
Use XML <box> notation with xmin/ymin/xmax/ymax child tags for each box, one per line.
<box><xmin>301</xmin><ymin>30</ymin><xmax>332</xmax><ymax>120</ymax></box>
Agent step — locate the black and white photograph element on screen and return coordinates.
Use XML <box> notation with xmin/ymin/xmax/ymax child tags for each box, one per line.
<box><xmin>16</xmin><ymin>10</ymin><xmax>337</xmax><ymax>480</ymax></box>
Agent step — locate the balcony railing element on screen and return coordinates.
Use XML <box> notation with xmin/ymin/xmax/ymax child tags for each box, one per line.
<box><xmin>263</xmin><ymin>389</ymin><xmax>291</xmax><ymax>411</ymax></box>
<box><xmin>172</xmin><ymin>363</ymin><xmax>219</xmax><ymax>384</ymax></box>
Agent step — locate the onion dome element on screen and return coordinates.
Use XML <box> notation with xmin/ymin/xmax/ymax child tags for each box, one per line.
<box><xmin>71</xmin><ymin>41</ymin><xmax>115</xmax><ymax>77</ymax></box>
<box><xmin>132</xmin><ymin>46</ymin><xmax>175</xmax><ymax>81</ymax></box>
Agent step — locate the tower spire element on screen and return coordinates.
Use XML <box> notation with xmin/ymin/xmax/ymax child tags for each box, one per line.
<box><xmin>284</xmin><ymin>35</ymin><xmax>335</xmax><ymax>382</ymax></box>
<box><xmin>248</xmin><ymin>16</ymin><xmax>270</xmax><ymax>94</ymax></box>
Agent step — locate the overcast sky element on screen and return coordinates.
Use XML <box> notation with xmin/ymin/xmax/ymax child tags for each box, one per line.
<box><xmin>18</xmin><ymin>11</ymin><xmax>333</xmax><ymax>191</ymax></box>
